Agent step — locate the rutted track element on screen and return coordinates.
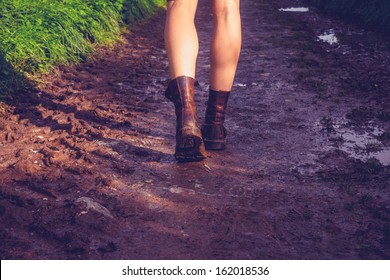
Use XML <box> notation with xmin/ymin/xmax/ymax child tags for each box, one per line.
<box><xmin>1</xmin><ymin>0</ymin><xmax>389</xmax><ymax>259</ymax></box>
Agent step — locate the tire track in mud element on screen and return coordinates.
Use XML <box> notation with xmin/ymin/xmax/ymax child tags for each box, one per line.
<box><xmin>0</xmin><ymin>0</ymin><xmax>389</xmax><ymax>259</ymax></box>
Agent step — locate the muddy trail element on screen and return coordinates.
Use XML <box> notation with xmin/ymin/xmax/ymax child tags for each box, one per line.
<box><xmin>1</xmin><ymin>0</ymin><xmax>390</xmax><ymax>259</ymax></box>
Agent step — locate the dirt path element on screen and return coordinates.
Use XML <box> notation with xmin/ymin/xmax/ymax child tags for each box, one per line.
<box><xmin>1</xmin><ymin>0</ymin><xmax>390</xmax><ymax>259</ymax></box>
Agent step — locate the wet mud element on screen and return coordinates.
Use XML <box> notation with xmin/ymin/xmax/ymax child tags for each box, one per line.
<box><xmin>1</xmin><ymin>0</ymin><xmax>389</xmax><ymax>259</ymax></box>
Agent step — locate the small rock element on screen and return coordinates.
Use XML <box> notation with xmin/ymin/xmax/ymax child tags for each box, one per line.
<box><xmin>43</xmin><ymin>168</ymin><xmax>63</xmax><ymax>182</ymax></box>
<box><xmin>75</xmin><ymin>197</ymin><xmax>113</xmax><ymax>219</ymax></box>
<box><xmin>204</xmin><ymin>164</ymin><xmax>211</xmax><ymax>172</ymax></box>
<box><xmin>5</xmin><ymin>132</ymin><xmax>15</xmax><ymax>143</ymax></box>
<box><xmin>95</xmin><ymin>176</ymin><xmax>112</xmax><ymax>186</ymax></box>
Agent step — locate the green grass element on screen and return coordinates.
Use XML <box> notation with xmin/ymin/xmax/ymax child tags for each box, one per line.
<box><xmin>123</xmin><ymin>0</ymin><xmax>165</xmax><ymax>23</ymax></box>
<box><xmin>0</xmin><ymin>0</ymin><xmax>125</xmax><ymax>72</ymax></box>
<box><xmin>0</xmin><ymin>0</ymin><xmax>165</xmax><ymax>100</ymax></box>
<box><xmin>307</xmin><ymin>0</ymin><xmax>390</xmax><ymax>33</ymax></box>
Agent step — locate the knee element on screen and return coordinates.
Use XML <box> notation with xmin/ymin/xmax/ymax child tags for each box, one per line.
<box><xmin>212</xmin><ymin>0</ymin><xmax>240</xmax><ymax>20</ymax></box>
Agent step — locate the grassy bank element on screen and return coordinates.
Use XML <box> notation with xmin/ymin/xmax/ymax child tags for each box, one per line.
<box><xmin>307</xmin><ymin>0</ymin><xmax>390</xmax><ymax>33</ymax></box>
<box><xmin>124</xmin><ymin>0</ymin><xmax>165</xmax><ymax>23</ymax></box>
<box><xmin>0</xmin><ymin>0</ymin><xmax>165</xmax><ymax>99</ymax></box>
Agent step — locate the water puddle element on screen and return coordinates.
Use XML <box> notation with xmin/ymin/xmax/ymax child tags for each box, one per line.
<box><xmin>317</xmin><ymin>30</ymin><xmax>339</xmax><ymax>45</ymax></box>
<box><xmin>319</xmin><ymin>118</ymin><xmax>390</xmax><ymax>165</ymax></box>
<box><xmin>339</xmin><ymin>128</ymin><xmax>390</xmax><ymax>165</ymax></box>
<box><xmin>279</xmin><ymin>7</ymin><xmax>309</xmax><ymax>12</ymax></box>
<box><xmin>233</xmin><ymin>82</ymin><xmax>247</xmax><ymax>88</ymax></box>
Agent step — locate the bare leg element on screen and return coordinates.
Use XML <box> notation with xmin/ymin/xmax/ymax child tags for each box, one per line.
<box><xmin>164</xmin><ymin>1</ymin><xmax>207</xmax><ymax>161</ymax></box>
<box><xmin>201</xmin><ymin>0</ymin><xmax>241</xmax><ymax>150</ymax></box>
<box><xmin>210</xmin><ymin>0</ymin><xmax>241</xmax><ymax>91</ymax></box>
<box><xmin>164</xmin><ymin>0</ymin><xmax>199</xmax><ymax>79</ymax></box>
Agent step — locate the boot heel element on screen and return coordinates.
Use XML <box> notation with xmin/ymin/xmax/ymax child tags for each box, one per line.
<box><xmin>175</xmin><ymin>135</ymin><xmax>206</xmax><ymax>161</ymax></box>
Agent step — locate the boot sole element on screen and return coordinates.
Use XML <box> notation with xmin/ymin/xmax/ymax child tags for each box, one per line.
<box><xmin>204</xmin><ymin>139</ymin><xmax>226</xmax><ymax>150</ymax></box>
<box><xmin>175</xmin><ymin>135</ymin><xmax>207</xmax><ymax>162</ymax></box>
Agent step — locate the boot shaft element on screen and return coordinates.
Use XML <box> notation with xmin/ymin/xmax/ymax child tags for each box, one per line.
<box><xmin>165</xmin><ymin>76</ymin><xmax>199</xmax><ymax>131</ymax></box>
<box><xmin>205</xmin><ymin>89</ymin><xmax>230</xmax><ymax>125</ymax></box>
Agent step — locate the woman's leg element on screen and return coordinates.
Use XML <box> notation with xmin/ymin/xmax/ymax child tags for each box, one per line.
<box><xmin>164</xmin><ymin>0</ymin><xmax>206</xmax><ymax>161</ymax></box>
<box><xmin>164</xmin><ymin>0</ymin><xmax>199</xmax><ymax>79</ymax></box>
<box><xmin>202</xmin><ymin>0</ymin><xmax>241</xmax><ymax>150</ymax></box>
<box><xmin>210</xmin><ymin>0</ymin><xmax>241</xmax><ymax>91</ymax></box>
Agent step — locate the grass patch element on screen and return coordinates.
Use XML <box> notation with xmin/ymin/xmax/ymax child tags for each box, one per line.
<box><xmin>0</xmin><ymin>0</ymin><xmax>126</xmax><ymax>73</ymax></box>
<box><xmin>123</xmin><ymin>0</ymin><xmax>165</xmax><ymax>24</ymax></box>
<box><xmin>0</xmin><ymin>0</ymin><xmax>165</xmax><ymax>100</ymax></box>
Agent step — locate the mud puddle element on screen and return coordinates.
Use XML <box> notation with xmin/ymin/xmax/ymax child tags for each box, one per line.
<box><xmin>279</xmin><ymin>7</ymin><xmax>309</xmax><ymax>12</ymax></box>
<box><xmin>318</xmin><ymin>118</ymin><xmax>390</xmax><ymax>165</ymax></box>
<box><xmin>317</xmin><ymin>30</ymin><xmax>339</xmax><ymax>45</ymax></box>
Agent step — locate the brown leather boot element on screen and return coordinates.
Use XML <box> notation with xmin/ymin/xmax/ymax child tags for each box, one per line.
<box><xmin>165</xmin><ymin>76</ymin><xmax>207</xmax><ymax>161</ymax></box>
<box><xmin>201</xmin><ymin>89</ymin><xmax>230</xmax><ymax>150</ymax></box>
